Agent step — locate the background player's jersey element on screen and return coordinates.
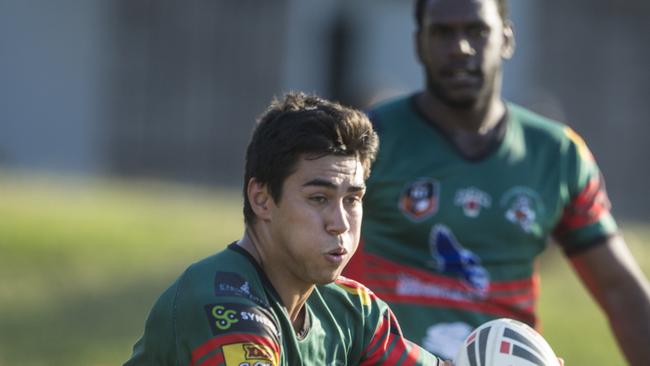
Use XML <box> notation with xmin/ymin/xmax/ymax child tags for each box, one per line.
<box><xmin>344</xmin><ymin>95</ymin><xmax>618</xmax><ymax>359</ymax></box>
<box><xmin>124</xmin><ymin>243</ymin><xmax>442</xmax><ymax>366</ymax></box>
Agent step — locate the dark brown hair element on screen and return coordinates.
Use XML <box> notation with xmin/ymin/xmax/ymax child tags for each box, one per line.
<box><xmin>414</xmin><ymin>0</ymin><xmax>509</xmax><ymax>29</ymax></box>
<box><xmin>243</xmin><ymin>92</ymin><xmax>378</xmax><ymax>225</ymax></box>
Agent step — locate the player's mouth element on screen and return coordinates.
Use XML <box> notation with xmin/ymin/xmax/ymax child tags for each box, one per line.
<box><xmin>440</xmin><ymin>67</ymin><xmax>482</xmax><ymax>85</ymax></box>
<box><xmin>324</xmin><ymin>247</ymin><xmax>348</xmax><ymax>265</ymax></box>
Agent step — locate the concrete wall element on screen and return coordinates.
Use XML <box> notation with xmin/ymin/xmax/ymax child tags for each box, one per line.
<box><xmin>1</xmin><ymin>0</ymin><xmax>648</xmax><ymax>218</ymax></box>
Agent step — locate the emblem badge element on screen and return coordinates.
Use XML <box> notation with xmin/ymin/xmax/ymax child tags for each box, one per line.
<box><xmin>399</xmin><ymin>178</ymin><xmax>440</xmax><ymax>221</ymax></box>
<box><xmin>454</xmin><ymin>187</ymin><xmax>491</xmax><ymax>218</ymax></box>
<box><xmin>500</xmin><ymin>187</ymin><xmax>544</xmax><ymax>234</ymax></box>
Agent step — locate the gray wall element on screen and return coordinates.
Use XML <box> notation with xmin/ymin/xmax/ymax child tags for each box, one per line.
<box><xmin>1</xmin><ymin>0</ymin><xmax>648</xmax><ymax>219</ymax></box>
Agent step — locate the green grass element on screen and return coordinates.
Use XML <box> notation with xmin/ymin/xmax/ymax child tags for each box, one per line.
<box><xmin>538</xmin><ymin>223</ymin><xmax>650</xmax><ymax>365</ymax></box>
<box><xmin>0</xmin><ymin>171</ymin><xmax>648</xmax><ymax>365</ymax></box>
<box><xmin>0</xmin><ymin>172</ymin><xmax>243</xmax><ymax>366</ymax></box>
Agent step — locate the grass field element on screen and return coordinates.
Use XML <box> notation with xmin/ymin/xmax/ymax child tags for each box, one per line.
<box><xmin>1</xmin><ymin>171</ymin><xmax>647</xmax><ymax>365</ymax></box>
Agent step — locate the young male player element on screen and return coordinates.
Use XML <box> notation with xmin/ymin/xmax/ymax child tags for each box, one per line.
<box><xmin>124</xmin><ymin>92</ymin><xmax>448</xmax><ymax>365</ymax></box>
<box><xmin>344</xmin><ymin>0</ymin><xmax>650</xmax><ymax>364</ymax></box>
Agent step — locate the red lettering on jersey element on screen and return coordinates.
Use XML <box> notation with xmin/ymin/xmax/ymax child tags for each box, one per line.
<box><xmin>191</xmin><ymin>333</ymin><xmax>280</xmax><ymax>366</ymax></box>
<box><xmin>243</xmin><ymin>343</ymin><xmax>273</xmax><ymax>359</ymax></box>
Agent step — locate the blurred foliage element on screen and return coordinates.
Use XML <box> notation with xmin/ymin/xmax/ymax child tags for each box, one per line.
<box><xmin>0</xmin><ymin>171</ymin><xmax>647</xmax><ymax>365</ymax></box>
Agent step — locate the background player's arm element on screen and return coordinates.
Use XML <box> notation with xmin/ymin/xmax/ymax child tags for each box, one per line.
<box><xmin>569</xmin><ymin>234</ymin><xmax>650</xmax><ymax>366</ymax></box>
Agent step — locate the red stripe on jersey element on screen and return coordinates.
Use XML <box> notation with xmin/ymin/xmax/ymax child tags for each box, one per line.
<box><xmin>191</xmin><ymin>333</ymin><xmax>280</xmax><ymax>366</ymax></box>
<box><xmin>362</xmin><ymin>310</ymin><xmax>428</xmax><ymax>366</ymax></box>
<box><xmin>199</xmin><ymin>351</ymin><xmax>224</xmax><ymax>366</ymax></box>
<box><xmin>336</xmin><ymin>275</ymin><xmax>368</xmax><ymax>290</ymax></box>
<box><xmin>361</xmin><ymin>312</ymin><xmax>392</xmax><ymax>364</ymax></box>
<box><xmin>554</xmin><ymin>175</ymin><xmax>611</xmax><ymax>235</ymax></box>
<box><xmin>377</xmin><ymin>293</ymin><xmax>536</xmax><ymax>326</ymax></box>
<box><xmin>384</xmin><ymin>310</ymin><xmax>408</xmax><ymax>365</ymax></box>
<box><xmin>399</xmin><ymin>340</ymin><xmax>421</xmax><ymax>366</ymax></box>
<box><xmin>362</xmin><ymin>276</ymin><xmax>535</xmax><ymax>301</ymax></box>
<box><xmin>343</xmin><ymin>238</ymin><xmax>367</xmax><ymax>280</ymax></box>
<box><xmin>358</xmin><ymin>251</ymin><xmax>534</xmax><ymax>292</ymax></box>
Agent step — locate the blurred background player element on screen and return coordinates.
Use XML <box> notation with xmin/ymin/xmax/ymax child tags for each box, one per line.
<box><xmin>344</xmin><ymin>0</ymin><xmax>650</xmax><ymax>364</ymax></box>
<box><xmin>124</xmin><ymin>92</ymin><xmax>448</xmax><ymax>365</ymax></box>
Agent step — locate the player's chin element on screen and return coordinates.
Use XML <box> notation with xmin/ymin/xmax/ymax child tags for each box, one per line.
<box><xmin>313</xmin><ymin>267</ymin><xmax>345</xmax><ymax>285</ymax></box>
<box><xmin>442</xmin><ymin>92</ymin><xmax>480</xmax><ymax>109</ymax></box>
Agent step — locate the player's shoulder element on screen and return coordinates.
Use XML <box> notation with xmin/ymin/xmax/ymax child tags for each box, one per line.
<box><xmin>508</xmin><ymin>103</ymin><xmax>566</xmax><ymax>135</ymax></box>
<box><xmin>507</xmin><ymin>102</ymin><xmax>583</xmax><ymax>146</ymax></box>
<box><xmin>182</xmin><ymin>245</ymin><xmax>249</xmax><ymax>283</ymax></box>
<box><xmin>319</xmin><ymin>276</ymin><xmax>382</xmax><ymax>310</ymax></box>
<box><xmin>368</xmin><ymin>94</ymin><xmax>412</xmax><ymax>115</ymax></box>
<box><xmin>175</xmin><ymin>244</ymin><xmax>270</xmax><ymax>307</ymax></box>
<box><xmin>366</xmin><ymin>95</ymin><xmax>416</xmax><ymax>132</ymax></box>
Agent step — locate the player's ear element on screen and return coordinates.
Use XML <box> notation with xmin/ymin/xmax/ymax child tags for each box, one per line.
<box><xmin>247</xmin><ymin>178</ymin><xmax>272</xmax><ymax>221</ymax></box>
<box><xmin>501</xmin><ymin>20</ymin><xmax>515</xmax><ymax>59</ymax></box>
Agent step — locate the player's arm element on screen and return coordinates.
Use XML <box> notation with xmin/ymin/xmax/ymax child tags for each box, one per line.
<box><xmin>555</xmin><ymin>129</ymin><xmax>650</xmax><ymax>365</ymax></box>
<box><xmin>125</xmin><ymin>272</ymin><xmax>282</xmax><ymax>366</ymax></box>
<box><xmin>568</xmin><ymin>234</ymin><xmax>650</xmax><ymax>366</ymax></box>
<box><xmin>188</xmin><ymin>301</ymin><xmax>282</xmax><ymax>366</ymax></box>
<box><xmin>124</xmin><ymin>282</ymin><xmax>180</xmax><ymax>366</ymax></box>
<box><xmin>360</xmin><ymin>307</ymin><xmax>447</xmax><ymax>366</ymax></box>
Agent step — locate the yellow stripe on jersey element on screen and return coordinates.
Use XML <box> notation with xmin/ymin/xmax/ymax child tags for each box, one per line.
<box><xmin>564</xmin><ymin>127</ymin><xmax>594</xmax><ymax>162</ymax></box>
<box><xmin>336</xmin><ymin>282</ymin><xmax>372</xmax><ymax>307</ymax></box>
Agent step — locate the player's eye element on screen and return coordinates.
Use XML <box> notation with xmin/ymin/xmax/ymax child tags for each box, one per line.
<box><xmin>309</xmin><ymin>195</ymin><xmax>328</xmax><ymax>204</ymax></box>
<box><xmin>467</xmin><ymin>24</ymin><xmax>489</xmax><ymax>38</ymax></box>
<box><xmin>428</xmin><ymin>25</ymin><xmax>453</xmax><ymax>38</ymax></box>
<box><xmin>344</xmin><ymin>195</ymin><xmax>362</xmax><ymax>206</ymax></box>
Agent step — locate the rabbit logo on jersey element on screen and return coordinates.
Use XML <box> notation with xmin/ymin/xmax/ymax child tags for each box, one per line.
<box><xmin>429</xmin><ymin>224</ymin><xmax>489</xmax><ymax>296</ymax></box>
<box><xmin>399</xmin><ymin>178</ymin><xmax>440</xmax><ymax>221</ymax></box>
<box><xmin>501</xmin><ymin>187</ymin><xmax>545</xmax><ymax>234</ymax></box>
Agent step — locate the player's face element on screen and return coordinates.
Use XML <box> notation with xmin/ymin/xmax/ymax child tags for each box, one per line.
<box><xmin>416</xmin><ymin>0</ymin><xmax>513</xmax><ymax>109</ymax></box>
<box><xmin>268</xmin><ymin>155</ymin><xmax>365</xmax><ymax>286</ymax></box>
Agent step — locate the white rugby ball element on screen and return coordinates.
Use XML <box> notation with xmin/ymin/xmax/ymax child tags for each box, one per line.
<box><xmin>453</xmin><ymin>318</ymin><xmax>559</xmax><ymax>366</ymax></box>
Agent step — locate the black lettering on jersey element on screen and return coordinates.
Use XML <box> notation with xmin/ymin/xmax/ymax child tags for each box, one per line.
<box><xmin>214</xmin><ymin>271</ymin><xmax>269</xmax><ymax>307</ymax></box>
<box><xmin>204</xmin><ymin>303</ymin><xmax>280</xmax><ymax>338</ymax></box>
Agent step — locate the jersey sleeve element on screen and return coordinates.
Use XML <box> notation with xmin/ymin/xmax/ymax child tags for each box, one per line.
<box><xmin>124</xmin><ymin>268</ymin><xmax>282</xmax><ymax>366</ymax></box>
<box><xmin>360</xmin><ymin>307</ymin><xmax>444</xmax><ymax>366</ymax></box>
<box><xmin>187</xmin><ymin>301</ymin><xmax>281</xmax><ymax>366</ymax></box>
<box><xmin>335</xmin><ymin>277</ymin><xmax>443</xmax><ymax>365</ymax></box>
<box><xmin>123</xmin><ymin>280</ymin><xmax>181</xmax><ymax>366</ymax></box>
<box><xmin>552</xmin><ymin>127</ymin><xmax>618</xmax><ymax>254</ymax></box>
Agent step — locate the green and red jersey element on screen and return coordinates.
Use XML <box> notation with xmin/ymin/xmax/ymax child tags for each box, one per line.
<box><xmin>124</xmin><ymin>243</ymin><xmax>443</xmax><ymax>365</ymax></box>
<box><xmin>344</xmin><ymin>95</ymin><xmax>617</xmax><ymax>359</ymax></box>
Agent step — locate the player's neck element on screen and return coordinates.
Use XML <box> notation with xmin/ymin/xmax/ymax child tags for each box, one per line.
<box><xmin>238</xmin><ymin>229</ymin><xmax>314</xmax><ymax>333</ymax></box>
<box><xmin>415</xmin><ymin>91</ymin><xmax>507</xmax><ymax>159</ymax></box>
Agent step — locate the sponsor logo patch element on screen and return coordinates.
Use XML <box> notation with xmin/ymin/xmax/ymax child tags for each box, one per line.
<box><xmin>215</xmin><ymin>272</ymin><xmax>268</xmax><ymax>307</ymax></box>
<box><xmin>222</xmin><ymin>342</ymin><xmax>277</xmax><ymax>366</ymax></box>
<box><xmin>399</xmin><ymin>178</ymin><xmax>440</xmax><ymax>221</ymax></box>
<box><xmin>500</xmin><ymin>187</ymin><xmax>544</xmax><ymax>234</ymax></box>
<box><xmin>454</xmin><ymin>187</ymin><xmax>491</xmax><ymax>218</ymax></box>
<box><xmin>205</xmin><ymin>303</ymin><xmax>280</xmax><ymax>338</ymax></box>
